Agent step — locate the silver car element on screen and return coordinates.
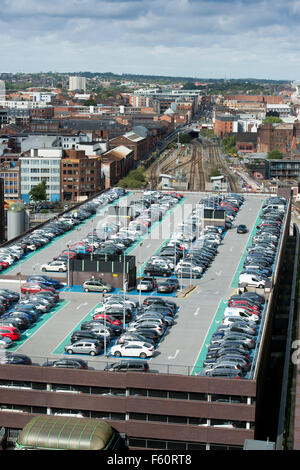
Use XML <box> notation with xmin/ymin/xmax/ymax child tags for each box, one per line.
<box><xmin>0</xmin><ymin>335</ymin><xmax>13</xmax><ymax>349</ymax></box>
<box><xmin>64</xmin><ymin>340</ymin><xmax>101</xmax><ymax>356</ymax></box>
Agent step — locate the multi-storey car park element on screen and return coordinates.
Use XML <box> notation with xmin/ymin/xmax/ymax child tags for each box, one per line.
<box><xmin>0</xmin><ymin>186</ymin><xmax>297</xmax><ymax>451</ymax></box>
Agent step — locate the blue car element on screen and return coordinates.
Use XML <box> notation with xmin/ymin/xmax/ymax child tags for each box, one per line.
<box><xmin>27</xmin><ymin>275</ymin><xmax>61</xmax><ymax>289</ymax></box>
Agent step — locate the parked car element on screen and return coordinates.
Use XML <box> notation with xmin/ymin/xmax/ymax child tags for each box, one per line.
<box><xmin>70</xmin><ymin>330</ymin><xmax>105</xmax><ymax>345</ymax></box>
<box><xmin>92</xmin><ymin>313</ymin><xmax>121</xmax><ymax>326</ymax></box>
<box><xmin>0</xmin><ymin>326</ymin><xmax>20</xmax><ymax>341</ymax></box>
<box><xmin>0</xmin><ymin>335</ymin><xmax>13</xmax><ymax>349</ymax></box>
<box><xmin>43</xmin><ymin>359</ymin><xmax>88</xmax><ymax>369</ymax></box>
<box><xmin>110</xmin><ymin>342</ymin><xmax>154</xmax><ymax>359</ymax></box>
<box><xmin>156</xmin><ymin>281</ymin><xmax>173</xmax><ymax>294</ymax></box>
<box><xmin>64</xmin><ymin>340</ymin><xmax>102</xmax><ymax>356</ymax></box>
<box><xmin>82</xmin><ymin>278</ymin><xmax>113</xmax><ymax>293</ymax></box>
<box><xmin>40</xmin><ymin>261</ymin><xmax>67</xmax><ymax>272</ymax></box>
<box><xmin>104</xmin><ymin>360</ymin><xmax>149</xmax><ymax>372</ymax></box>
<box><xmin>144</xmin><ymin>264</ymin><xmax>172</xmax><ymax>277</ymax></box>
<box><xmin>27</xmin><ymin>275</ymin><xmax>62</xmax><ymax>289</ymax></box>
<box><xmin>21</xmin><ymin>283</ymin><xmax>56</xmax><ymax>295</ymax></box>
<box><xmin>0</xmin><ymin>353</ymin><xmax>32</xmax><ymax>365</ymax></box>
<box><xmin>136</xmin><ymin>279</ymin><xmax>154</xmax><ymax>292</ymax></box>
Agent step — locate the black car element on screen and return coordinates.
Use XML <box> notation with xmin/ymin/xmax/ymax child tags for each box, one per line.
<box><xmin>43</xmin><ymin>359</ymin><xmax>88</xmax><ymax>369</ymax></box>
<box><xmin>144</xmin><ymin>264</ymin><xmax>172</xmax><ymax>277</ymax></box>
<box><xmin>127</xmin><ymin>327</ymin><xmax>160</xmax><ymax>343</ymax></box>
<box><xmin>0</xmin><ymin>315</ymin><xmax>29</xmax><ymax>330</ymax></box>
<box><xmin>144</xmin><ymin>306</ymin><xmax>174</xmax><ymax>317</ymax></box>
<box><xmin>81</xmin><ymin>320</ymin><xmax>123</xmax><ymax>336</ymax></box>
<box><xmin>117</xmin><ymin>333</ymin><xmax>155</xmax><ymax>346</ymax></box>
<box><xmin>237</xmin><ymin>224</ymin><xmax>248</xmax><ymax>234</ymax></box>
<box><xmin>156</xmin><ymin>281</ymin><xmax>173</xmax><ymax>293</ymax></box>
<box><xmin>2</xmin><ymin>312</ymin><xmax>33</xmax><ymax>327</ymax></box>
<box><xmin>70</xmin><ymin>330</ymin><xmax>105</xmax><ymax>345</ymax></box>
<box><xmin>104</xmin><ymin>360</ymin><xmax>149</xmax><ymax>372</ymax></box>
<box><xmin>0</xmin><ymin>289</ymin><xmax>19</xmax><ymax>302</ymax></box>
<box><xmin>0</xmin><ymin>353</ymin><xmax>32</xmax><ymax>365</ymax></box>
<box><xmin>142</xmin><ymin>297</ymin><xmax>177</xmax><ymax>312</ymax></box>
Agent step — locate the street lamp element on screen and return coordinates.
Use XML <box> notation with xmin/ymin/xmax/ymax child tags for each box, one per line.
<box><xmin>123</xmin><ymin>249</ymin><xmax>126</xmax><ymax>330</ymax></box>
<box><xmin>104</xmin><ymin>313</ymin><xmax>107</xmax><ymax>357</ymax></box>
<box><xmin>67</xmin><ymin>241</ymin><xmax>72</xmax><ymax>288</ymax></box>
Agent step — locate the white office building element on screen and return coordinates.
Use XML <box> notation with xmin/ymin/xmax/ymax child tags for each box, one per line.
<box><xmin>69</xmin><ymin>76</ymin><xmax>87</xmax><ymax>92</ymax></box>
<box><xmin>20</xmin><ymin>148</ymin><xmax>63</xmax><ymax>203</ymax></box>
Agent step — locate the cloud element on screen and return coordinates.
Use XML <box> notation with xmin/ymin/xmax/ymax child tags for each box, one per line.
<box><xmin>0</xmin><ymin>0</ymin><xmax>299</xmax><ymax>79</ymax></box>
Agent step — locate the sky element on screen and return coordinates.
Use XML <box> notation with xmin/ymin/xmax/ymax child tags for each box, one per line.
<box><xmin>0</xmin><ymin>0</ymin><xmax>300</xmax><ymax>80</ymax></box>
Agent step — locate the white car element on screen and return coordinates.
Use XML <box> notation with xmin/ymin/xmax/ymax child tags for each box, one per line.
<box><xmin>41</xmin><ymin>261</ymin><xmax>67</xmax><ymax>272</ymax></box>
<box><xmin>110</xmin><ymin>342</ymin><xmax>154</xmax><ymax>359</ymax></box>
<box><xmin>222</xmin><ymin>316</ymin><xmax>257</xmax><ymax>328</ymax></box>
<box><xmin>223</xmin><ymin>307</ymin><xmax>260</xmax><ymax>323</ymax></box>
<box><xmin>177</xmin><ymin>262</ymin><xmax>203</xmax><ymax>273</ymax></box>
<box><xmin>136</xmin><ymin>280</ymin><xmax>153</xmax><ymax>292</ymax></box>
<box><xmin>149</xmin><ymin>258</ymin><xmax>175</xmax><ymax>270</ymax></box>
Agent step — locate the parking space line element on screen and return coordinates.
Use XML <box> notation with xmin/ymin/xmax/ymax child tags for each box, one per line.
<box><xmin>10</xmin><ymin>300</ymin><xmax>70</xmax><ymax>351</ymax></box>
<box><xmin>190</xmin><ymin>299</ymin><xmax>228</xmax><ymax>376</ymax></box>
<box><xmin>51</xmin><ymin>300</ymin><xmax>104</xmax><ymax>355</ymax></box>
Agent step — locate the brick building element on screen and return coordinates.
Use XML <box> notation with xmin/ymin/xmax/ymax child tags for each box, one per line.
<box><xmin>0</xmin><ymin>158</ymin><xmax>21</xmax><ymax>200</ymax></box>
<box><xmin>257</xmin><ymin>122</ymin><xmax>295</xmax><ymax>155</ymax></box>
<box><xmin>60</xmin><ymin>149</ymin><xmax>103</xmax><ymax>202</ymax></box>
<box><xmin>236</xmin><ymin>133</ymin><xmax>258</xmax><ymax>153</ymax></box>
<box><xmin>30</xmin><ymin>107</ymin><xmax>54</xmax><ymax>120</ymax></box>
<box><xmin>101</xmin><ymin>145</ymin><xmax>134</xmax><ymax>189</ymax></box>
<box><xmin>214</xmin><ymin>114</ymin><xmax>238</xmax><ymax>137</ymax></box>
<box><xmin>108</xmin><ymin>131</ymin><xmax>148</xmax><ymax>162</ymax></box>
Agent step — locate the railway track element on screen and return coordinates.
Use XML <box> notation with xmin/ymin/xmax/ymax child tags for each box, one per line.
<box><xmin>187</xmin><ymin>142</ymin><xmax>205</xmax><ymax>191</ymax></box>
<box><xmin>148</xmin><ymin>140</ymin><xmax>237</xmax><ymax>193</ymax></box>
<box><xmin>206</xmin><ymin>143</ymin><xmax>239</xmax><ymax>193</ymax></box>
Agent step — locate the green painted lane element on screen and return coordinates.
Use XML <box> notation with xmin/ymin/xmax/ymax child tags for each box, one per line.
<box><xmin>52</xmin><ymin>301</ymin><xmax>103</xmax><ymax>355</ymax></box>
<box><xmin>10</xmin><ymin>300</ymin><xmax>69</xmax><ymax>351</ymax></box>
<box><xmin>191</xmin><ymin>299</ymin><xmax>228</xmax><ymax>376</ymax></box>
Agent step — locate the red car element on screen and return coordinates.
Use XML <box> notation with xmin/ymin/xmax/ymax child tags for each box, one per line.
<box><xmin>0</xmin><ymin>261</ymin><xmax>9</xmax><ymax>269</ymax></box>
<box><xmin>21</xmin><ymin>283</ymin><xmax>56</xmax><ymax>295</ymax></box>
<box><xmin>60</xmin><ymin>250</ymin><xmax>77</xmax><ymax>257</ymax></box>
<box><xmin>228</xmin><ymin>300</ymin><xmax>260</xmax><ymax>312</ymax></box>
<box><xmin>0</xmin><ymin>326</ymin><xmax>21</xmax><ymax>341</ymax></box>
<box><xmin>92</xmin><ymin>313</ymin><xmax>121</xmax><ymax>326</ymax></box>
<box><xmin>220</xmin><ymin>203</ymin><xmax>238</xmax><ymax>212</ymax></box>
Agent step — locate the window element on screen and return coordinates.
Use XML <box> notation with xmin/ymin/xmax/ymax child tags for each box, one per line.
<box><xmin>148</xmin><ymin>389</ymin><xmax>168</xmax><ymax>398</ymax></box>
<box><xmin>169</xmin><ymin>391</ymin><xmax>188</xmax><ymax>400</ymax></box>
<box><xmin>168</xmin><ymin>416</ymin><xmax>187</xmax><ymax>424</ymax></box>
<box><xmin>129</xmin><ymin>388</ymin><xmax>147</xmax><ymax>397</ymax></box>
<box><xmin>129</xmin><ymin>413</ymin><xmax>147</xmax><ymax>421</ymax></box>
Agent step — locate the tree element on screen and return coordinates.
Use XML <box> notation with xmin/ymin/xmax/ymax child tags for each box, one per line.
<box><xmin>179</xmin><ymin>133</ymin><xmax>191</xmax><ymax>144</ymax></box>
<box><xmin>222</xmin><ymin>135</ymin><xmax>237</xmax><ymax>154</ymax></box>
<box><xmin>267</xmin><ymin>150</ymin><xmax>283</xmax><ymax>159</ymax></box>
<box><xmin>263</xmin><ymin>116</ymin><xmax>283</xmax><ymax>124</ymax></box>
<box><xmin>29</xmin><ymin>180</ymin><xmax>47</xmax><ymax>202</ymax></box>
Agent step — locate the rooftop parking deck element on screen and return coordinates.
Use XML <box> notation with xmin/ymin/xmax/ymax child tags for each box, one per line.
<box><xmin>0</xmin><ymin>189</ymin><xmax>284</xmax><ymax>378</ymax></box>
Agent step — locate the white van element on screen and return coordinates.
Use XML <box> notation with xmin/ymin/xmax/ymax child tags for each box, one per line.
<box><xmin>238</xmin><ymin>273</ymin><xmax>266</xmax><ymax>289</ymax></box>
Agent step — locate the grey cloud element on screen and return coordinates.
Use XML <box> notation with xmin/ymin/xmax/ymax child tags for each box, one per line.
<box><xmin>0</xmin><ymin>0</ymin><xmax>299</xmax><ymax>78</ymax></box>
